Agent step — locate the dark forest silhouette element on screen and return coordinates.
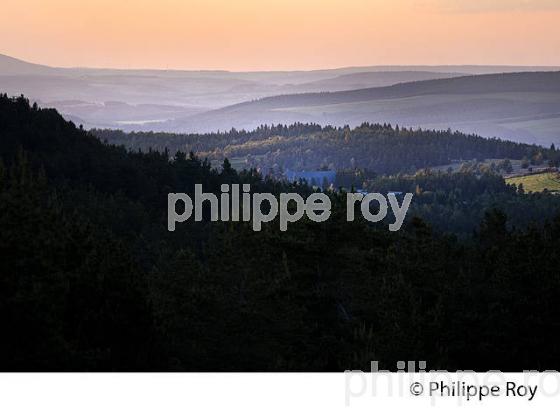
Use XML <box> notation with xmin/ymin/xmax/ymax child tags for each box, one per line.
<box><xmin>1</xmin><ymin>94</ymin><xmax>560</xmax><ymax>371</ymax></box>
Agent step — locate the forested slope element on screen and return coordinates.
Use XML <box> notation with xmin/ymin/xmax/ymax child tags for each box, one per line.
<box><xmin>2</xmin><ymin>94</ymin><xmax>560</xmax><ymax>371</ymax></box>
<box><xmin>94</xmin><ymin>123</ymin><xmax>555</xmax><ymax>175</ymax></box>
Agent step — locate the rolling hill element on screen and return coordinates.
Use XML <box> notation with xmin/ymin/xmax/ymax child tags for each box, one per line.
<box><xmin>0</xmin><ymin>53</ymin><xmax>59</xmax><ymax>76</ymax></box>
<box><xmin>287</xmin><ymin>71</ymin><xmax>464</xmax><ymax>92</ymax></box>
<box><xmin>160</xmin><ymin>72</ymin><xmax>560</xmax><ymax>146</ymax></box>
<box><xmin>3</xmin><ymin>53</ymin><xmax>560</xmax><ymax>142</ymax></box>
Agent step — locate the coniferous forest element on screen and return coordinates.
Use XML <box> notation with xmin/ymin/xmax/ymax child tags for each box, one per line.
<box><xmin>94</xmin><ymin>124</ymin><xmax>555</xmax><ymax>176</ymax></box>
<box><xmin>2</xmin><ymin>94</ymin><xmax>560</xmax><ymax>371</ymax></box>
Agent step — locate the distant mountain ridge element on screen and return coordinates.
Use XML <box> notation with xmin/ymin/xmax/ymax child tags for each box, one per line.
<box><xmin>224</xmin><ymin>72</ymin><xmax>560</xmax><ymax>109</ymax></box>
<box><xmin>159</xmin><ymin>71</ymin><xmax>560</xmax><ymax>146</ymax></box>
<box><xmin>2</xmin><ymin>53</ymin><xmax>560</xmax><ymax>145</ymax></box>
<box><xmin>0</xmin><ymin>54</ymin><xmax>59</xmax><ymax>76</ymax></box>
<box><xmin>3</xmin><ymin>53</ymin><xmax>560</xmax><ymax>77</ymax></box>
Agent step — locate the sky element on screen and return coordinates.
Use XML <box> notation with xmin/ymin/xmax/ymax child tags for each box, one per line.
<box><xmin>1</xmin><ymin>0</ymin><xmax>559</xmax><ymax>71</ymax></box>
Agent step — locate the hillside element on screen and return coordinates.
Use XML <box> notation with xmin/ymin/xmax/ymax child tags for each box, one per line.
<box><xmin>94</xmin><ymin>122</ymin><xmax>557</xmax><ymax>176</ymax></box>
<box><xmin>276</xmin><ymin>71</ymin><xmax>464</xmax><ymax>92</ymax></box>
<box><xmin>3</xmin><ymin>53</ymin><xmax>560</xmax><ymax>141</ymax></box>
<box><xmin>3</xmin><ymin>95</ymin><xmax>560</xmax><ymax>371</ymax></box>
<box><xmin>161</xmin><ymin>71</ymin><xmax>560</xmax><ymax>146</ymax></box>
<box><xmin>0</xmin><ymin>53</ymin><xmax>59</xmax><ymax>76</ymax></box>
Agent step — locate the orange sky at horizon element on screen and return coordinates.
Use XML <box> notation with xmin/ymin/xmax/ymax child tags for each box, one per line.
<box><xmin>1</xmin><ymin>0</ymin><xmax>560</xmax><ymax>71</ymax></box>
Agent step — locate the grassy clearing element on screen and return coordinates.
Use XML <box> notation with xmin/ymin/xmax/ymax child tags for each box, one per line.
<box><xmin>506</xmin><ymin>172</ymin><xmax>560</xmax><ymax>193</ymax></box>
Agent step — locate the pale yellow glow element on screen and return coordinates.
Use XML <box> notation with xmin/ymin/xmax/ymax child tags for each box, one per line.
<box><xmin>1</xmin><ymin>0</ymin><xmax>559</xmax><ymax>70</ymax></box>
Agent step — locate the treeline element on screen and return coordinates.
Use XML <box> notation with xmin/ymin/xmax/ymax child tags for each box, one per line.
<box><xmin>93</xmin><ymin>123</ymin><xmax>325</xmax><ymax>156</ymax></box>
<box><xmin>93</xmin><ymin>123</ymin><xmax>557</xmax><ymax>175</ymax></box>
<box><xmin>2</xmin><ymin>94</ymin><xmax>560</xmax><ymax>371</ymax></box>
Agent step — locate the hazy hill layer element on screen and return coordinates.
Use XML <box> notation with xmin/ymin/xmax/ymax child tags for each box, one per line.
<box><xmin>3</xmin><ymin>53</ymin><xmax>560</xmax><ymax>141</ymax></box>
<box><xmin>289</xmin><ymin>71</ymin><xmax>463</xmax><ymax>92</ymax></box>
<box><xmin>161</xmin><ymin>72</ymin><xmax>560</xmax><ymax>146</ymax></box>
<box><xmin>0</xmin><ymin>54</ymin><xmax>59</xmax><ymax>75</ymax></box>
